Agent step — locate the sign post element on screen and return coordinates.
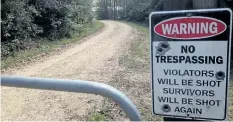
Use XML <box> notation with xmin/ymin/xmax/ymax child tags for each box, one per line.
<box><xmin>150</xmin><ymin>8</ymin><xmax>232</xmax><ymax>120</ymax></box>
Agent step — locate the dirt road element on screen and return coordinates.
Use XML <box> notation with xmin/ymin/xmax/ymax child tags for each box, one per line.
<box><xmin>1</xmin><ymin>21</ymin><xmax>134</xmax><ymax>121</ymax></box>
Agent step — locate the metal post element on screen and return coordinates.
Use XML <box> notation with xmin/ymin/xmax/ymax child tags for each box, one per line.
<box><xmin>193</xmin><ymin>0</ymin><xmax>218</xmax><ymax>9</ymax></box>
<box><xmin>163</xmin><ymin>0</ymin><xmax>191</xmax><ymax>10</ymax></box>
<box><xmin>1</xmin><ymin>76</ymin><xmax>142</xmax><ymax>121</ymax></box>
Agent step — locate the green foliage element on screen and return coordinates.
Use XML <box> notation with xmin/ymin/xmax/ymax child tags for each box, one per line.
<box><xmin>1</xmin><ymin>0</ymin><xmax>93</xmax><ymax>58</ymax></box>
<box><xmin>1</xmin><ymin>0</ymin><xmax>41</xmax><ymax>41</ymax></box>
<box><xmin>1</xmin><ymin>21</ymin><xmax>104</xmax><ymax>69</ymax></box>
<box><xmin>96</xmin><ymin>0</ymin><xmax>109</xmax><ymax>19</ymax></box>
<box><xmin>124</xmin><ymin>0</ymin><xmax>151</xmax><ymax>22</ymax></box>
<box><xmin>97</xmin><ymin>0</ymin><xmax>232</xmax><ymax>24</ymax></box>
<box><xmin>96</xmin><ymin>0</ymin><xmax>158</xmax><ymax>22</ymax></box>
<box><xmin>88</xmin><ymin>113</ymin><xmax>105</xmax><ymax>121</ymax></box>
<box><xmin>1</xmin><ymin>0</ymin><xmax>42</xmax><ymax>57</ymax></box>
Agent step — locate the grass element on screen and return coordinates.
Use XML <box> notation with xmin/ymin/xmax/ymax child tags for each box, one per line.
<box><xmin>119</xmin><ymin>21</ymin><xmax>161</xmax><ymax>121</ymax></box>
<box><xmin>84</xmin><ymin>21</ymin><xmax>153</xmax><ymax>121</ymax></box>
<box><xmin>1</xmin><ymin>20</ymin><xmax>104</xmax><ymax>70</ymax></box>
<box><xmin>118</xmin><ymin>21</ymin><xmax>150</xmax><ymax>71</ymax></box>
<box><xmin>121</xmin><ymin>21</ymin><xmax>149</xmax><ymax>35</ymax></box>
<box><xmin>94</xmin><ymin>21</ymin><xmax>159</xmax><ymax>121</ymax></box>
<box><xmin>229</xmin><ymin>83</ymin><xmax>233</xmax><ymax>120</ymax></box>
<box><xmin>88</xmin><ymin>113</ymin><xmax>105</xmax><ymax>121</ymax></box>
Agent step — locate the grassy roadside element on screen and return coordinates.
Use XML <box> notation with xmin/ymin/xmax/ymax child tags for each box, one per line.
<box><xmin>229</xmin><ymin>82</ymin><xmax>233</xmax><ymax>120</ymax></box>
<box><xmin>1</xmin><ymin>21</ymin><xmax>104</xmax><ymax>70</ymax></box>
<box><xmin>87</xmin><ymin>21</ymin><xmax>159</xmax><ymax>121</ymax></box>
<box><xmin>122</xmin><ymin>22</ymin><xmax>149</xmax><ymax>36</ymax></box>
<box><xmin>112</xmin><ymin>21</ymin><xmax>161</xmax><ymax>121</ymax></box>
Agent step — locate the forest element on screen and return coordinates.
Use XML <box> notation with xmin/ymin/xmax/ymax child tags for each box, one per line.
<box><xmin>96</xmin><ymin>0</ymin><xmax>233</xmax><ymax>24</ymax></box>
<box><xmin>1</xmin><ymin>0</ymin><xmax>93</xmax><ymax>58</ymax></box>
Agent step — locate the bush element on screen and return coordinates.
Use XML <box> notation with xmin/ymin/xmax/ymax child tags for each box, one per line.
<box><xmin>1</xmin><ymin>0</ymin><xmax>93</xmax><ymax>58</ymax></box>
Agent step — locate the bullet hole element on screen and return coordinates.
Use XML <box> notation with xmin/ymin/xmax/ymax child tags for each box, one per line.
<box><xmin>155</xmin><ymin>42</ymin><xmax>170</xmax><ymax>56</ymax></box>
<box><xmin>155</xmin><ymin>46</ymin><xmax>165</xmax><ymax>56</ymax></box>
<box><xmin>158</xmin><ymin>48</ymin><xmax>163</xmax><ymax>52</ymax></box>
<box><xmin>162</xmin><ymin>104</ymin><xmax>171</xmax><ymax>112</ymax></box>
<box><xmin>159</xmin><ymin>42</ymin><xmax>170</xmax><ymax>51</ymax></box>
<box><xmin>215</xmin><ymin>71</ymin><xmax>225</xmax><ymax>80</ymax></box>
<box><xmin>218</xmin><ymin>72</ymin><xmax>223</xmax><ymax>77</ymax></box>
<box><xmin>161</xmin><ymin>43</ymin><xmax>168</xmax><ymax>48</ymax></box>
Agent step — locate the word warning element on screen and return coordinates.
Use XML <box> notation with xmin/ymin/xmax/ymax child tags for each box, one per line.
<box><xmin>150</xmin><ymin>9</ymin><xmax>232</xmax><ymax>120</ymax></box>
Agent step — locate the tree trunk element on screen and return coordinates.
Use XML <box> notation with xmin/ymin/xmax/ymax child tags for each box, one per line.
<box><xmin>163</xmin><ymin>0</ymin><xmax>190</xmax><ymax>10</ymax></box>
<box><xmin>113</xmin><ymin>0</ymin><xmax>116</xmax><ymax>19</ymax></box>
<box><xmin>193</xmin><ymin>0</ymin><xmax>218</xmax><ymax>9</ymax></box>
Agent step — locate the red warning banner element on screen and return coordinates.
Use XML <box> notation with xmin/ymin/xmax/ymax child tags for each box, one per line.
<box><xmin>154</xmin><ymin>17</ymin><xmax>226</xmax><ymax>39</ymax></box>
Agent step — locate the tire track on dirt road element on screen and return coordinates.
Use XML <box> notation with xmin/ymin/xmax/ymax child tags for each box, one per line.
<box><xmin>1</xmin><ymin>20</ymin><xmax>134</xmax><ymax>121</ymax></box>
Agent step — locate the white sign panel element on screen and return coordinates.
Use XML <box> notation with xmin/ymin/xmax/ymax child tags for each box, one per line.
<box><xmin>150</xmin><ymin>9</ymin><xmax>232</xmax><ymax>120</ymax></box>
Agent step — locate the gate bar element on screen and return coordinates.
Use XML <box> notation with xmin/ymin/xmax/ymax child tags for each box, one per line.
<box><xmin>1</xmin><ymin>76</ymin><xmax>142</xmax><ymax>121</ymax></box>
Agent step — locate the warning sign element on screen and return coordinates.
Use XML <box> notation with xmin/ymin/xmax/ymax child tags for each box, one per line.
<box><xmin>150</xmin><ymin>8</ymin><xmax>232</xmax><ymax>120</ymax></box>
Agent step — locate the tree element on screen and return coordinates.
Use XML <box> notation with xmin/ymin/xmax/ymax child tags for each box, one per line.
<box><xmin>97</xmin><ymin>0</ymin><xmax>231</xmax><ymax>23</ymax></box>
<box><xmin>1</xmin><ymin>0</ymin><xmax>94</xmax><ymax>57</ymax></box>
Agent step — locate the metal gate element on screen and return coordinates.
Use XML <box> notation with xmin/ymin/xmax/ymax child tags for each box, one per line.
<box><xmin>1</xmin><ymin>76</ymin><xmax>142</xmax><ymax>121</ymax></box>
